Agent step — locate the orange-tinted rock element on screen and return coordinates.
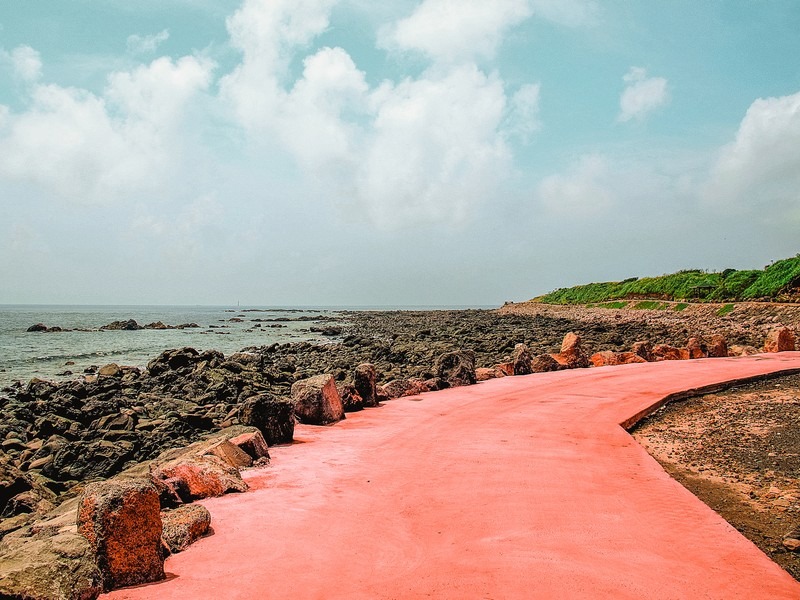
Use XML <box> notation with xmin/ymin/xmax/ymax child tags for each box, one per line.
<box><xmin>161</xmin><ymin>504</ymin><xmax>211</xmax><ymax>554</ymax></box>
<box><xmin>729</xmin><ymin>344</ymin><xmax>760</xmax><ymax>357</ymax></box>
<box><xmin>495</xmin><ymin>362</ymin><xmax>514</xmax><ymax>376</ymax></box>
<box><xmin>475</xmin><ymin>367</ymin><xmax>505</xmax><ymax>381</ymax></box>
<box><xmin>686</xmin><ymin>337</ymin><xmax>708</xmax><ymax>359</ymax></box>
<box><xmin>406</xmin><ymin>378</ymin><xmax>431</xmax><ymax>396</ymax></box>
<box><xmin>764</xmin><ymin>327</ymin><xmax>796</xmax><ymax>353</ymax></box>
<box><xmin>651</xmin><ymin>344</ymin><xmax>684</xmax><ymax>361</ymax></box>
<box><xmin>151</xmin><ymin>455</ymin><xmax>248</xmax><ymax>503</ymax></box>
<box><xmin>229</xmin><ymin>430</ymin><xmax>270</xmax><ymax>461</ymax></box>
<box><xmin>291</xmin><ymin>374</ymin><xmax>345</xmax><ymax>425</ymax></box>
<box><xmin>615</xmin><ymin>352</ymin><xmax>647</xmax><ymax>365</ymax></box>
<box><xmin>206</xmin><ymin>440</ymin><xmax>252</xmax><ymax>469</ymax></box>
<box><xmin>679</xmin><ymin>348</ymin><xmax>691</xmax><ymax>360</ymax></box>
<box><xmin>590</xmin><ymin>351</ymin><xmax>620</xmax><ymax>367</ymax></box>
<box><xmin>554</xmin><ymin>332</ymin><xmax>589</xmax><ymax>369</ymax></box>
<box><xmin>511</xmin><ymin>343</ymin><xmax>533</xmax><ymax>375</ymax></box>
<box><xmin>707</xmin><ymin>335</ymin><xmax>728</xmax><ymax>358</ymax></box>
<box><xmin>77</xmin><ymin>478</ymin><xmax>164</xmax><ymax>591</ymax></box>
<box><xmin>631</xmin><ymin>341</ymin><xmax>653</xmax><ymax>362</ymax></box>
<box><xmin>531</xmin><ymin>354</ymin><xmax>561</xmax><ymax>373</ymax></box>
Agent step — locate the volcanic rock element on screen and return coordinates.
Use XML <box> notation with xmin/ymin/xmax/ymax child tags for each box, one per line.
<box><xmin>291</xmin><ymin>374</ymin><xmax>345</xmax><ymax>425</ymax></box>
<box><xmin>764</xmin><ymin>327</ymin><xmax>796</xmax><ymax>352</ymax></box>
<box><xmin>237</xmin><ymin>393</ymin><xmax>295</xmax><ymax>445</ymax></box>
<box><xmin>353</xmin><ymin>363</ymin><xmax>378</xmax><ymax>407</ymax></box>
<box><xmin>161</xmin><ymin>504</ymin><xmax>211</xmax><ymax>554</ymax></box>
<box><xmin>77</xmin><ymin>478</ymin><xmax>164</xmax><ymax>591</ymax></box>
<box><xmin>511</xmin><ymin>344</ymin><xmax>533</xmax><ymax>375</ymax></box>
<box><xmin>434</xmin><ymin>350</ymin><xmax>476</xmax><ymax>387</ymax></box>
<box><xmin>554</xmin><ymin>332</ymin><xmax>589</xmax><ymax>369</ymax></box>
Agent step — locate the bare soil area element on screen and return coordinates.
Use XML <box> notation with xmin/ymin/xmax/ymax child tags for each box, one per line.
<box><xmin>632</xmin><ymin>373</ymin><xmax>800</xmax><ymax>580</ymax></box>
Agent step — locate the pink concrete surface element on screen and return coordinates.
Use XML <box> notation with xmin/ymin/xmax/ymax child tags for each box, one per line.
<box><xmin>105</xmin><ymin>353</ymin><xmax>800</xmax><ymax>599</ymax></box>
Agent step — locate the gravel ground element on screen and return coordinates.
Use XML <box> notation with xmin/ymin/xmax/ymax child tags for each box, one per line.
<box><xmin>632</xmin><ymin>373</ymin><xmax>800</xmax><ymax>580</ymax></box>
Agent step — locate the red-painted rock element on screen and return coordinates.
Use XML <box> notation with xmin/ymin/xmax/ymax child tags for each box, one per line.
<box><xmin>151</xmin><ymin>455</ymin><xmax>248</xmax><ymax>503</ymax></box>
<box><xmin>590</xmin><ymin>351</ymin><xmax>620</xmax><ymax>367</ymax></box>
<box><xmin>686</xmin><ymin>337</ymin><xmax>708</xmax><ymax>359</ymax></box>
<box><xmin>161</xmin><ymin>504</ymin><xmax>211</xmax><ymax>554</ymax></box>
<box><xmin>77</xmin><ymin>478</ymin><xmax>164</xmax><ymax>591</ymax></box>
<box><xmin>434</xmin><ymin>350</ymin><xmax>476</xmax><ymax>387</ymax></box>
<box><xmin>237</xmin><ymin>393</ymin><xmax>295</xmax><ymax>445</ymax></box>
<box><xmin>531</xmin><ymin>354</ymin><xmax>562</xmax><ymax>373</ymax></box>
<box><xmin>631</xmin><ymin>341</ymin><xmax>653</xmax><ymax>362</ymax></box>
<box><xmin>651</xmin><ymin>344</ymin><xmax>684</xmax><ymax>361</ymax></box>
<box><xmin>511</xmin><ymin>344</ymin><xmax>533</xmax><ymax>375</ymax></box>
<box><xmin>475</xmin><ymin>367</ymin><xmax>505</xmax><ymax>381</ymax></box>
<box><xmin>764</xmin><ymin>327</ymin><xmax>796</xmax><ymax>352</ymax></box>
<box><xmin>406</xmin><ymin>378</ymin><xmax>431</xmax><ymax>396</ymax></box>
<box><xmin>337</xmin><ymin>383</ymin><xmax>364</xmax><ymax>412</ymax></box>
<box><xmin>229</xmin><ymin>430</ymin><xmax>270</xmax><ymax>461</ymax></box>
<box><xmin>707</xmin><ymin>335</ymin><xmax>728</xmax><ymax>358</ymax></box>
<box><xmin>554</xmin><ymin>332</ymin><xmax>589</xmax><ymax>369</ymax></box>
<box><xmin>353</xmin><ymin>363</ymin><xmax>379</xmax><ymax>407</ymax></box>
<box><xmin>291</xmin><ymin>374</ymin><xmax>345</xmax><ymax>425</ymax></box>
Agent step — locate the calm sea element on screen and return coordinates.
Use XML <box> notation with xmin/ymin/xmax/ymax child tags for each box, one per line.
<box><xmin>0</xmin><ymin>305</ymin><xmax>346</xmax><ymax>388</ymax></box>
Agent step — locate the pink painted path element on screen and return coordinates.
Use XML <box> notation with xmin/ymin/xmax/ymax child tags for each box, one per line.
<box><xmin>106</xmin><ymin>353</ymin><xmax>800</xmax><ymax>599</ymax></box>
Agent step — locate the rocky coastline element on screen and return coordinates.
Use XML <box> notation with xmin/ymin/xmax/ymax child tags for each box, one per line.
<box><xmin>1</xmin><ymin>306</ymin><xmax>798</xmax><ymax>598</ymax></box>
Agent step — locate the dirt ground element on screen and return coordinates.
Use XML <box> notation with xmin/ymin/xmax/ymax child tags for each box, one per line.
<box><xmin>632</xmin><ymin>373</ymin><xmax>800</xmax><ymax>580</ymax></box>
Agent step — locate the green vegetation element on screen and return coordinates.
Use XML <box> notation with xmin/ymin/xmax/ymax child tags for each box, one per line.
<box><xmin>537</xmin><ymin>255</ymin><xmax>800</xmax><ymax>305</ymax></box>
<box><xmin>633</xmin><ymin>301</ymin><xmax>669</xmax><ymax>310</ymax></box>
<box><xmin>673</xmin><ymin>303</ymin><xmax>689</xmax><ymax>311</ymax></box>
<box><xmin>717</xmin><ymin>304</ymin><xmax>735</xmax><ymax>316</ymax></box>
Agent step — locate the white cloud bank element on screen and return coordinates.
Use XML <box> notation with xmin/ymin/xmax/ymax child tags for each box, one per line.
<box><xmin>126</xmin><ymin>29</ymin><xmax>170</xmax><ymax>55</ymax></box>
<box><xmin>618</xmin><ymin>66</ymin><xmax>668</xmax><ymax>122</ymax></box>
<box><xmin>704</xmin><ymin>89</ymin><xmax>800</xmax><ymax>221</ymax></box>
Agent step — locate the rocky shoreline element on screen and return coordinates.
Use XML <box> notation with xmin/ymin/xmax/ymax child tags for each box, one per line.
<box><xmin>1</xmin><ymin>306</ymin><xmax>798</xmax><ymax>598</ymax></box>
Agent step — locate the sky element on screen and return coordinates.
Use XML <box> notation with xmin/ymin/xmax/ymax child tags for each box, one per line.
<box><xmin>0</xmin><ymin>0</ymin><xmax>799</xmax><ymax>306</ymax></box>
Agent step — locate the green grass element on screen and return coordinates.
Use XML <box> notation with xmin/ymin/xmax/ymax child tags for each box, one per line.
<box><xmin>536</xmin><ymin>255</ymin><xmax>800</xmax><ymax>305</ymax></box>
<box><xmin>717</xmin><ymin>303</ymin><xmax>735</xmax><ymax>316</ymax></box>
<box><xmin>633</xmin><ymin>301</ymin><xmax>668</xmax><ymax>310</ymax></box>
<box><xmin>674</xmin><ymin>303</ymin><xmax>689</xmax><ymax>311</ymax></box>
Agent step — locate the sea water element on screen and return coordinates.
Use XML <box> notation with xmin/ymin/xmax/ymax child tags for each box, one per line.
<box><xmin>0</xmin><ymin>305</ymin><xmax>342</xmax><ymax>388</ymax></box>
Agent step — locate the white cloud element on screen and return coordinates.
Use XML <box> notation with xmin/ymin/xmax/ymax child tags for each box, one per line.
<box><xmin>618</xmin><ymin>66</ymin><xmax>668</xmax><ymax>122</ymax></box>
<box><xmin>9</xmin><ymin>45</ymin><xmax>42</xmax><ymax>82</ymax></box>
<box><xmin>537</xmin><ymin>155</ymin><xmax>615</xmax><ymax>216</ymax></box>
<box><xmin>0</xmin><ymin>54</ymin><xmax>215</xmax><ymax>204</ymax></box>
<box><xmin>380</xmin><ymin>0</ymin><xmax>533</xmax><ymax>63</ymax></box>
<box><xmin>505</xmin><ymin>83</ymin><xmax>541</xmax><ymax>142</ymax></box>
<box><xmin>704</xmin><ymin>90</ymin><xmax>800</xmax><ymax>221</ymax></box>
<box><xmin>126</xmin><ymin>29</ymin><xmax>170</xmax><ymax>55</ymax></box>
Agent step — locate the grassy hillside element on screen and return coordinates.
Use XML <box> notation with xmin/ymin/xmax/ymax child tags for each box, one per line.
<box><xmin>537</xmin><ymin>255</ymin><xmax>800</xmax><ymax>305</ymax></box>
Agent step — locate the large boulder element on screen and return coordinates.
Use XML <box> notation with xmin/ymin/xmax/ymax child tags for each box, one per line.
<box><xmin>100</xmin><ymin>320</ymin><xmax>141</xmax><ymax>331</ymax></box>
<box><xmin>353</xmin><ymin>363</ymin><xmax>379</xmax><ymax>407</ymax></box>
<box><xmin>77</xmin><ymin>478</ymin><xmax>164</xmax><ymax>591</ymax></box>
<box><xmin>475</xmin><ymin>367</ymin><xmax>505</xmax><ymax>381</ymax></box>
<box><xmin>380</xmin><ymin>379</ymin><xmax>411</xmax><ymax>400</ymax></box>
<box><xmin>146</xmin><ymin>347</ymin><xmax>200</xmax><ymax>375</ymax></box>
<box><xmin>237</xmin><ymin>393</ymin><xmax>295</xmax><ymax>445</ymax></box>
<box><xmin>291</xmin><ymin>375</ymin><xmax>345</xmax><ymax>425</ymax></box>
<box><xmin>686</xmin><ymin>337</ymin><xmax>708</xmax><ymax>359</ymax></box>
<box><xmin>707</xmin><ymin>334</ymin><xmax>729</xmax><ymax>358</ymax></box>
<box><xmin>511</xmin><ymin>344</ymin><xmax>533</xmax><ymax>375</ymax></box>
<box><xmin>150</xmin><ymin>454</ymin><xmax>247</xmax><ymax>503</ymax></box>
<box><xmin>728</xmin><ymin>344</ymin><xmax>760</xmax><ymax>357</ymax></box>
<box><xmin>228</xmin><ymin>430</ymin><xmax>270</xmax><ymax>462</ymax></box>
<box><xmin>553</xmin><ymin>332</ymin><xmax>589</xmax><ymax>369</ymax></box>
<box><xmin>764</xmin><ymin>327</ymin><xmax>796</xmax><ymax>352</ymax></box>
<box><xmin>337</xmin><ymin>383</ymin><xmax>364</xmax><ymax>412</ymax></box>
<box><xmin>531</xmin><ymin>354</ymin><xmax>562</xmax><ymax>373</ymax></box>
<box><xmin>651</xmin><ymin>344</ymin><xmax>685</xmax><ymax>361</ymax></box>
<box><xmin>434</xmin><ymin>350</ymin><xmax>476</xmax><ymax>387</ymax></box>
<box><xmin>590</xmin><ymin>351</ymin><xmax>620</xmax><ymax>367</ymax></box>
<box><xmin>0</xmin><ymin>528</ymin><xmax>102</xmax><ymax>600</ymax></box>
<box><xmin>161</xmin><ymin>504</ymin><xmax>211</xmax><ymax>554</ymax></box>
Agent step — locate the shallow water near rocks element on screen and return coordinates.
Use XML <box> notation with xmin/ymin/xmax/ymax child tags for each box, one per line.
<box><xmin>0</xmin><ymin>305</ymin><xmax>344</xmax><ymax>387</ymax></box>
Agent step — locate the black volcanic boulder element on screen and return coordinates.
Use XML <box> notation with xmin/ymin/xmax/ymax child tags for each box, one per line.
<box><xmin>237</xmin><ymin>393</ymin><xmax>295</xmax><ymax>445</ymax></box>
<box><xmin>100</xmin><ymin>319</ymin><xmax>142</xmax><ymax>331</ymax></box>
<box><xmin>26</xmin><ymin>323</ymin><xmax>48</xmax><ymax>332</ymax></box>
<box><xmin>353</xmin><ymin>363</ymin><xmax>378</xmax><ymax>407</ymax></box>
<box><xmin>337</xmin><ymin>383</ymin><xmax>364</xmax><ymax>412</ymax></box>
<box><xmin>434</xmin><ymin>350</ymin><xmax>476</xmax><ymax>388</ymax></box>
<box><xmin>290</xmin><ymin>374</ymin><xmax>345</xmax><ymax>425</ymax></box>
<box><xmin>146</xmin><ymin>347</ymin><xmax>200</xmax><ymax>375</ymax></box>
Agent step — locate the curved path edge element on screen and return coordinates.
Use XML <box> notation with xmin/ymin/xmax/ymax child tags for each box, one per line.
<box><xmin>106</xmin><ymin>352</ymin><xmax>800</xmax><ymax>600</ymax></box>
